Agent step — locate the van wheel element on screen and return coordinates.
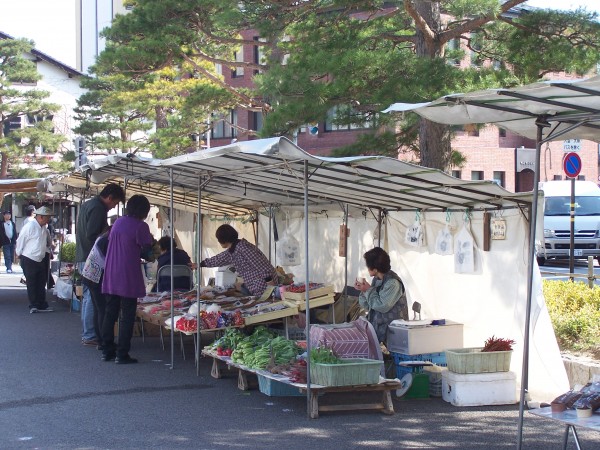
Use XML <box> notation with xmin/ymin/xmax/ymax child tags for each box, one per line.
<box><xmin>536</xmin><ymin>256</ymin><xmax>546</xmax><ymax>266</ymax></box>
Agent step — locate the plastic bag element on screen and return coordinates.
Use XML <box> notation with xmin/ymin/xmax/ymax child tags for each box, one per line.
<box><xmin>276</xmin><ymin>233</ymin><xmax>301</xmax><ymax>266</ymax></box>
<box><xmin>405</xmin><ymin>220</ymin><xmax>424</xmax><ymax>247</ymax></box>
<box><xmin>454</xmin><ymin>225</ymin><xmax>475</xmax><ymax>273</ymax></box>
<box><xmin>434</xmin><ymin>225</ymin><xmax>453</xmax><ymax>255</ymax></box>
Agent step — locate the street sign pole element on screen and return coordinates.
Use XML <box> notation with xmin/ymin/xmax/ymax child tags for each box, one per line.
<box><xmin>570</xmin><ymin>177</ymin><xmax>575</xmax><ymax>281</ymax></box>
<box><xmin>562</xmin><ymin>152</ymin><xmax>581</xmax><ymax>281</ymax></box>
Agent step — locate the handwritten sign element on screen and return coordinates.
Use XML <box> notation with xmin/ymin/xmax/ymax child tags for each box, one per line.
<box><xmin>491</xmin><ymin>218</ymin><xmax>506</xmax><ymax>240</ymax></box>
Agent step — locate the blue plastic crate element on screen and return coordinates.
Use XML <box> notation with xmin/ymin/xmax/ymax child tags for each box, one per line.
<box><xmin>391</xmin><ymin>351</ymin><xmax>447</xmax><ymax>378</ymax></box>
<box><xmin>257</xmin><ymin>374</ymin><xmax>303</xmax><ymax>397</ymax></box>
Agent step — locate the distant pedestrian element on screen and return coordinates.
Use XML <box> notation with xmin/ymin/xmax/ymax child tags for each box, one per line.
<box><xmin>15</xmin><ymin>206</ymin><xmax>54</xmax><ymax>312</ymax></box>
<box><xmin>0</xmin><ymin>210</ymin><xmax>17</xmax><ymax>273</ymax></box>
<box><xmin>75</xmin><ymin>183</ymin><xmax>125</xmax><ymax>347</ymax></box>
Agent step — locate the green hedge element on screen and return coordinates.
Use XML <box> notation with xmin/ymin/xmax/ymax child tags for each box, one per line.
<box><xmin>543</xmin><ymin>280</ymin><xmax>600</xmax><ymax>357</ymax></box>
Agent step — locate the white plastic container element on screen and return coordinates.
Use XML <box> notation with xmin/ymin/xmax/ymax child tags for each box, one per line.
<box><xmin>442</xmin><ymin>370</ymin><xmax>517</xmax><ymax>406</ymax></box>
<box><xmin>215</xmin><ymin>270</ymin><xmax>236</xmax><ymax>287</ymax></box>
<box><xmin>386</xmin><ymin>321</ymin><xmax>463</xmax><ymax>355</ymax></box>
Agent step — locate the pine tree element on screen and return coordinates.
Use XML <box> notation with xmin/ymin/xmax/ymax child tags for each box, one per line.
<box><xmin>0</xmin><ymin>38</ymin><xmax>63</xmax><ymax>178</ymax></box>
<box><xmin>93</xmin><ymin>0</ymin><xmax>600</xmax><ymax>169</ymax></box>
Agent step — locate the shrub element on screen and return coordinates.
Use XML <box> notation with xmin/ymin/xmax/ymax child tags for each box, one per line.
<box><xmin>543</xmin><ymin>280</ymin><xmax>600</xmax><ymax>358</ymax></box>
<box><xmin>59</xmin><ymin>242</ymin><xmax>76</xmax><ymax>263</ymax></box>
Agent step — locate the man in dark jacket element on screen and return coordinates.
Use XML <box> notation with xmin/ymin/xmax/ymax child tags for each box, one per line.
<box><xmin>0</xmin><ymin>210</ymin><xmax>17</xmax><ymax>273</ymax></box>
<box><xmin>75</xmin><ymin>183</ymin><xmax>125</xmax><ymax>347</ymax></box>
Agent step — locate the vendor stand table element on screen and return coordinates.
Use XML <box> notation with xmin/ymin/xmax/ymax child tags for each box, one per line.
<box><xmin>202</xmin><ymin>350</ymin><xmax>400</xmax><ymax>418</ymax></box>
<box><xmin>529</xmin><ymin>407</ymin><xmax>600</xmax><ymax>449</ymax></box>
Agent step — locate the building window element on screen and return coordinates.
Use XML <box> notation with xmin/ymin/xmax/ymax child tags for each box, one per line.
<box><xmin>471</xmin><ymin>171</ymin><xmax>484</xmax><ymax>181</ymax></box>
<box><xmin>253</xmin><ymin>37</ymin><xmax>266</xmax><ymax>75</ymax></box>
<box><xmin>451</xmin><ymin>124</ymin><xmax>479</xmax><ymax>137</ymax></box>
<box><xmin>251</xmin><ymin>111</ymin><xmax>263</xmax><ymax>132</ymax></box>
<box><xmin>324</xmin><ymin>105</ymin><xmax>372</xmax><ymax>131</ymax></box>
<box><xmin>553</xmin><ymin>175</ymin><xmax>562</xmax><ymax>180</ymax></box>
<box><xmin>211</xmin><ymin>110</ymin><xmax>237</xmax><ymax>139</ymax></box>
<box><xmin>451</xmin><ymin>170</ymin><xmax>461</xmax><ymax>179</ymax></box>
<box><xmin>498</xmin><ymin>127</ymin><xmax>507</xmax><ymax>137</ymax></box>
<box><xmin>578</xmin><ymin>175</ymin><xmax>586</xmax><ymax>180</ymax></box>
<box><xmin>231</xmin><ymin>50</ymin><xmax>245</xmax><ymax>78</ymax></box>
<box><xmin>446</xmin><ymin>38</ymin><xmax>462</xmax><ymax>66</ymax></box>
<box><xmin>493</xmin><ymin>171</ymin><xmax>505</xmax><ymax>187</ymax></box>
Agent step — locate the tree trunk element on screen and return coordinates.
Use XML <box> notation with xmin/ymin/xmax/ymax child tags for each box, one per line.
<box><xmin>0</xmin><ymin>152</ymin><xmax>8</xmax><ymax>179</ymax></box>
<box><xmin>413</xmin><ymin>1</ymin><xmax>452</xmax><ymax>172</ymax></box>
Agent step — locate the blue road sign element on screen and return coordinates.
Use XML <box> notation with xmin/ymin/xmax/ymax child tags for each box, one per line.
<box><xmin>563</xmin><ymin>152</ymin><xmax>582</xmax><ymax>178</ymax></box>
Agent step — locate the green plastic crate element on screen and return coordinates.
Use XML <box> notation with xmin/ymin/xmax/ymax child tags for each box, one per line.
<box><xmin>445</xmin><ymin>348</ymin><xmax>512</xmax><ymax>374</ymax></box>
<box><xmin>310</xmin><ymin>358</ymin><xmax>382</xmax><ymax>387</ymax></box>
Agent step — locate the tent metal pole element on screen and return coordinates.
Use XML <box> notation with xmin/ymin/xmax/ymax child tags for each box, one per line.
<box><xmin>378</xmin><ymin>209</ymin><xmax>383</xmax><ymax>247</ymax></box>
<box><xmin>516</xmin><ymin>118</ymin><xmax>547</xmax><ymax>449</ymax></box>
<box><xmin>169</xmin><ymin>168</ymin><xmax>175</xmax><ymax>370</ymax></box>
<box><xmin>196</xmin><ymin>177</ymin><xmax>202</xmax><ymax>375</ymax></box>
<box><xmin>268</xmin><ymin>205</ymin><xmax>273</xmax><ymax>263</ymax></box>
<box><xmin>343</xmin><ymin>203</ymin><xmax>349</xmax><ymax>322</ymax></box>
<box><xmin>303</xmin><ymin>160</ymin><xmax>312</xmax><ymax>418</ymax></box>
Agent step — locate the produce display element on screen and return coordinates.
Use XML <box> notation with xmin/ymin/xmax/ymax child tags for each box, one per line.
<box><xmin>230</xmin><ymin>328</ymin><xmax>301</xmax><ymax>369</ymax></box>
<box><xmin>481</xmin><ymin>336</ymin><xmax>515</xmax><ymax>352</ymax></box>
<box><xmin>284</xmin><ymin>283</ymin><xmax>323</xmax><ymax>294</ymax></box>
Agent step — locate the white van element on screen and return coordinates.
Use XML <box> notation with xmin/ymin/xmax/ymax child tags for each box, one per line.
<box><xmin>536</xmin><ymin>180</ymin><xmax>600</xmax><ymax>265</ymax></box>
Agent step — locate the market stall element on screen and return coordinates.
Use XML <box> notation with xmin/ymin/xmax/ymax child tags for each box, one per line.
<box><xmin>383</xmin><ymin>74</ymin><xmax>600</xmax><ymax>447</ymax></box>
<box><xmin>56</xmin><ymin>136</ymin><xmax>567</xmax><ymax>418</ymax></box>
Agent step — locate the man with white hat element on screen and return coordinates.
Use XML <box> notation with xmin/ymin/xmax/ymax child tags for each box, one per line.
<box><xmin>16</xmin><ymin>205</ymin><xmax>55</xmax><ymax>313</ymax></box>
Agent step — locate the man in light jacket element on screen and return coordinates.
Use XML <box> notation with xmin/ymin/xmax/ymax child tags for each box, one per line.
<box><xmin>16</xmin><ymin>206</ymin><xmax>54</xmax><ymax>313</ymax></box>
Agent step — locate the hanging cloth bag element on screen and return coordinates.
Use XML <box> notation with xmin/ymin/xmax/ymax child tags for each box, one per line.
<box><xmin>435</xmin><ymin>224</ymin><xmax>454</xmax><ymax>255</ymax></box>
<box><xmin>454</xmin><ymin>224</ymin><xmax>475</xmax><ymax>273</ymax></box>
<box><xmin>405</xmin><ymin>212</ymin><xmax>425</xmax><ymax>248</ymax></box>
<box><xmin>277</xmin><ymin>233</ymin><xmax>301</xmax><ymax>266</ymax></box>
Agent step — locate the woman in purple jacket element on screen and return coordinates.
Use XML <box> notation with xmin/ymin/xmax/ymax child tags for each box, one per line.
<box><xmin>101</xmin><ymin>195</ymin><xmax>153</xmax><ymax>364</ymax></box>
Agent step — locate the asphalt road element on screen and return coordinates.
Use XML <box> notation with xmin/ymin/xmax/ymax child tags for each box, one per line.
<box><xmin>0</xmin><ymin>270</ymin><xmax>598</xmax><ymax>450</ymax></box>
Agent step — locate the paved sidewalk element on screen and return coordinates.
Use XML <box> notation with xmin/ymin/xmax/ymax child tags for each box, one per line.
<box><xmin>0</xmin><ymin>272</ymin><xmax>598</xmax><ymax>449</ymax></box>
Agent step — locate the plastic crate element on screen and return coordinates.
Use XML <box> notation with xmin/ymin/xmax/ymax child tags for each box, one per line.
<box><xmin>445</xmin><ymin>348</ymin><xmax>512</xmax><ymax>374</ymax></box>
<box><xmin>403</xmin><ymin>373</ymin><xmax>430</xmax><ymax>399</ymax></box>
<box><xmin>257</xmin><ymin>374</ymin><xmax>303</xmax><ymax>397</ymax></box>
<box><xmin>391</xmin><ymin>351</ymin><xmax>447</xmax><ymax>378</ymax></box>
<box><xmin>310</xmin><ymin>358</ymin><xmax>383</xmax><ymax>387</ymax></box>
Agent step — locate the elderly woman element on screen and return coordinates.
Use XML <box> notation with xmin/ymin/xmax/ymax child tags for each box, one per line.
<box><xmin>354</xmin><ymin>247</ymin><xmax>408</xmax><ymax>344</ymax></box>
<box><xmin>101</xmin><ymin>195</ymin><xmax>154</xmax><ymax>364</ymax></box>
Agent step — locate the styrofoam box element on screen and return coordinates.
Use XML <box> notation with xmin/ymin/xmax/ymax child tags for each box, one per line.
<box><xmin>442</xmin><ymin>370</ymin><xmax>517</xmax><ymax>406</ymax></box>
<box><xmin>386</xmin><ymin>321</ymin><xmax>463</xmax><ymax>355</ymax></box>
<box><xmin>215</xmin><ymin>270</ymin><xmax>236</xmax><ymax>287</ymax></box>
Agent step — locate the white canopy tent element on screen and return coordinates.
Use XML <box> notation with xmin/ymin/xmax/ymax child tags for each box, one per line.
<box><xmin>55</xmin><ymin>138</ymin><xmax>568</xmax><ymax>408</ymax></box>
<box><xmin>384</xmin><ymin>75</ymin><xmax>600</xmax><ymax>448</ymax></box>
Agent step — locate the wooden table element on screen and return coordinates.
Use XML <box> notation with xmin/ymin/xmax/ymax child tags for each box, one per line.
<box><xmin>299</xmin><ymin>381</ymin><xmax>400</xmax><ymax>419</ymax></box>
<box><xmin>202</xmin><ymin>350</ymin><xmax>400</xmax><ymax>418</ymax></box>
<box><xmin>529</xmin><ymin>407</ymin><xmax>600</xmax><ymax>449</ymax></box>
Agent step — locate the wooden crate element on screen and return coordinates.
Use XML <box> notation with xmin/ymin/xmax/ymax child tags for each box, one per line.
<box><xmin>282</xmin><ymin>285</ymin><xmax>334</xmax><ymax>302</ymax></box>
<box><xmin>244</xmin><ymin>304</ymin><xmax>299</xmax><ymax>325</ymax></box>
<box><xmin>284</xmin><ymin>293</ymin><xmax>335</xmax><ymax>311</ymax></box>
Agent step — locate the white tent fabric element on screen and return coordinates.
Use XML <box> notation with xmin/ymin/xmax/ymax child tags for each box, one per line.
<box><xmin>58</xmin><ymin>137</ymin><xmax>569</xmax><ymax>401</ymax></box>
<box><xmin>257</xmin><ymin>208</ymin><xmax>567</xmax><ymax>402</ymax></box>
<box><xmin>60</xmin><ymin>137</ymin><xmax>532</xmax><ymax>216</ymax></box>
<box><xmin>383</xmin><ymin>75</ymin><xmax>600</xmax><ymax>142</ymax></box>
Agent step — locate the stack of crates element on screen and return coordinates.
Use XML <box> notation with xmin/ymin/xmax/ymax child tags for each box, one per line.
<box><xmin>391</xmin><ymin>351</ymin><xmax>447</xmax><ymax>398</ymax></box>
